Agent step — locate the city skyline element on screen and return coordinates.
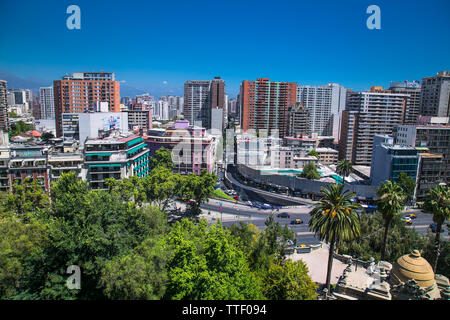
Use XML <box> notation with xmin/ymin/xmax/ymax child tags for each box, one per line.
<box><xmin>1</xmin><ymin>0</ymin><xmax>449</xmax><ymax>97</ymax></box>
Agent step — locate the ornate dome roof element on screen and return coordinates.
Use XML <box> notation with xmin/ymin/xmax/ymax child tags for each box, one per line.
<box><xmin>391</xmin><ymin>250</ymin><xmax>436</xmax><ymax>288</ymax></box>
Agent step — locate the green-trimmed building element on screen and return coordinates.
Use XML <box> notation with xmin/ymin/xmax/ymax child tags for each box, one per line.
<box><xmin>84</xmin><ymin>134</ymin><xmax>149</xmax><ymax>189</ymax></box>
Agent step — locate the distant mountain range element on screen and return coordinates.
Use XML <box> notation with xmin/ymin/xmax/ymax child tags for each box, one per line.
<box><xmin>0</xmin><ymin>70</ymin><xmax>183</xmax><ymax>98</ymax></box>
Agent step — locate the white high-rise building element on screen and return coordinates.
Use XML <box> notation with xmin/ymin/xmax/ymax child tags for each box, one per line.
<box><xmin>154</xmin><ymin>100</ymin><xmax>169</xmax><ymax>121</ymax></box>
<box><xmin>39</xmin><ymin>86</ymin><xmax>55</xmax><ymax>119</ymax></box>
<box><xmin>296</xmin><ymin>83</ymin><xmax>346</xmax><ymax>141</ymax></box>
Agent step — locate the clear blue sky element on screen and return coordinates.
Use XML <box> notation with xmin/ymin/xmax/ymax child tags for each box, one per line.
<box><xmin>0</xmin><ymin>0</ymin><xmax>449</xmax><ymax>97</ymax></box>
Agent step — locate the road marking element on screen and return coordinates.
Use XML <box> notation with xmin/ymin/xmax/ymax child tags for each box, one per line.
<box><xmin>297</xmin><ymin>232</ymin><xmax>314</xmax><ymax>236</ymax></box>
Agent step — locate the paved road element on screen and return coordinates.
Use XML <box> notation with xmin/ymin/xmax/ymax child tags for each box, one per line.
<box><xmin>175</xmin><ymin>198</ymin><xmax>448</xmax><ymax>246</ymax></box>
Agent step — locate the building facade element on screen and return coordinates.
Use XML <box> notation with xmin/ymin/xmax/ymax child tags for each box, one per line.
<box><xmin>389</xmin><ymin>81</ymin><xmax>421</xmax><ymax>125</ymax></box>
<box><xmin>339</xmin><ymin>88</ymin><xmax>408</xmax><ymax>165</ymax></box>
<box><xmin>296</xmin><ymin>83</ymin><xmax>347</xmax><ymax>141</ymax></box>
<box><xmin>0</xmin><ymin>80</ymin><xmax>8</xmax><ymax>131</ymax></box>
<box><xmin>420</xmin><ymin>71</ymin><xmax>450</xmax><ymax>117</ymax></box>
<box><xmin>39</xmin><ymin>86</ymin><xmax>55</xmax><ymax>119</ymax></box>
<box><xmin>53</xmin><ymin>72</ymin><xmax>120</xmax><ymax>136</ymax></box>
<box><xmin>240</xmin><ymin>78</ymin><xmax>297</xmax><ymax>138</ymax></box>
<box><xmin>84</xmin><ymin>134</ymin><xmax>150</xmax><ymax>189</ymax></box>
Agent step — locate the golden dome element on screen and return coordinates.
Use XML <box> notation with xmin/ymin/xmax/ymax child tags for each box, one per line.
<box><xmin>391</xmin><ymin>250</ymin><xmax>436</xmax><ymax>288</ymax></box>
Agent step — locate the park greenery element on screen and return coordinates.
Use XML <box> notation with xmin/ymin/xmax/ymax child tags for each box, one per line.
<box><xmin>298</xmin><ymin>161</ymin><xmax>321</xmax><ymax>180</ymax></box>
<box><xmin>8</xmin><ymin>120</ymin><xmax>33</xmax><ymax>139</ymax></box>
<box><xmin>0</xmin><ymin>148</ymin><xmax>317</xmax><ymax>300</ymax></box>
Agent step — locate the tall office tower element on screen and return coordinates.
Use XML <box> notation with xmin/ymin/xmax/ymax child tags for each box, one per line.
<box><xmin>420</xmin><ymin>71</ymin><xmax>450</xmax><ymax>117</ymax></box>
<box><xmin>120</xmin><ymin>96</ymin><xmax>132</xmax><ymax>106</ymax></box>
<box><xmin>25</xmin><ymin>89</ymin><xmax>33</xmax><ymax>113</ymax></box>
<box><xmin>184</xmin><ymin>80</ymin><xmax>211</xmax><ymax>127</ymax></box>
<box><xmin>0</xmin><ymin>80</ymin><xmax>8</xmax><ymax>131</ymax></box>
<box><xmin>53</xmin><ymin>71</ymin><xmax>120</xmax><ymax>137</ymax></box>
<box><xmin>240</xmin><ymin>78</ymin><xmax>297</xmax><ymax>137</ymax></box>
<box><xmin>389</xmin><ymin>80</ymin><xmax>421</xmax><ymax>124</ymax></box>
<box><xmin>136</xmin><ymin>93</ymin><xmax>154</xmax><ymax>105</ymax></box>
<box><xmin>288</xmin><ymin>102</ymin><xmax>309</xmax><ymax>137</ymax></box>
<box><xmin>296</xmin><ymin>83</ymin><xmax>347</xmax><ymax>141</ymax></box>
<box><xmin>32</xmin><ymin>95</ymin><xmax>41</xmax><ymax>120</ymax></box>
<box><xmin>210</xmin><ymin>77</ymin><xmax>226</xmax><ymax>131</ymax></box>
<box><xmin>339</xmin><ymin>87</ymin><xmax>408</xmax><ymax>165</ymax></box>
<box><xmin>228</xmin><ymin>98</ymin><xmax>237</xmax><ymax>115</ymax></box>
<box><xmin>39</xmin><ymin>86</ymin><xmax>55</xmax><ymax>119</ymax></box>
<box><xmin>155</xmin><ymin>100</ymin><xmax>169</xmax><ymax>121</ymax></box>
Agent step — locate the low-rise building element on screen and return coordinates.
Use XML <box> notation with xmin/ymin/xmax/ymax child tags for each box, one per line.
<box><xmin>145</xmin><ymin>121</ymin><xmax>217</xmax><ymax>174</ymax></box>
<box><xmin>84</xmin><ymin>134</ymin><xmax>150</xmax><ymax>189</ymax></box>
<box><xmin>315</xmin><ymin>147</ymin><xmax>339</xmax><ymax>165</ymax></box>
<box><xmin>48</xmin><ymin>152</ymin><xmax>85</xmax><ymax>183</ymax></box>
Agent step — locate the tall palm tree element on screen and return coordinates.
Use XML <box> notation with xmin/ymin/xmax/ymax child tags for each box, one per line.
<box><xmin>309</xmin><ymin>184</ymin><xmax>361</xmax><ymax>296</ymax></box>
<box><xmin>423</xmin><ymin>185</ymin><xmax>450</xmax><ymax>272</ymax></box>
<box><xmin>336</xmin><ymin>159</ymin><xmax>353</xmax><ymax>185</ymax></box>
<box><xmin>376</xmin><ymin>181</ymin><xmax>406</xmax><ymax>260</ymax></box>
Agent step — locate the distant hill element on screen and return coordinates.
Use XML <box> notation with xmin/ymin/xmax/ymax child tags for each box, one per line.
<box><xmin>0</xmin><ymin>70</ymin><xmax>183</xmax><ymax>98</ymax></box>
<box><xmin>0</xmin><ymin>70</ymin><xmax>51</xmax><ymax>93</ymax></box>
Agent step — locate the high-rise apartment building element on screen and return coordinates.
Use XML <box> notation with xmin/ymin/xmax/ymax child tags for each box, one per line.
<box><xmin>339</xmin><ymin>87</ymin><xmax>408</xmax><ymax>165</ymax></box>
<box><xmin>240</xmin><ymin>78</ymin><xmax>297</xmax><ymax>137</ymax></box>
<box><xmin>39</xmin><ymin>86</ymin><xmax>55</xmax><ymax>119</ymax></box>
<box><xmin>389</xmin><ymin>81</ymin><xmax>421</xmax><ymax>124</ymax></box>
<box><xmin>184</xmin><ymin>80</ymin><xmax>211</xmax><ymax>128</ymax></box>
<box><xmin>0</xmin><ymin>80</ymin><xmax>8</xmax><ymax>131</ymax></box>
<box><xmin>288</xmin><ymin>102</ymin><xmax>309</xmax><ymax>137</ymax></box>
<box><xmin>420</xmin><ymin>71</ymin><xmax>450</xmax><ymax>117</ymax></box>
<box><xmin>53</xmin><ymin>72</ymin><xmax>120</xmax><ymax>137</ymax></box>
<box><xmin>296</xmin><ymin>83</ymin><xmax>346</xmax><ymax>141</ymax></box>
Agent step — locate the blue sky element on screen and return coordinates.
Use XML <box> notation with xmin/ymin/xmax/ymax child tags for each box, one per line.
<box><xmin>0</xmin><ymin>0</ymin><xmax>449</xmax><ymax>97</ymax></box>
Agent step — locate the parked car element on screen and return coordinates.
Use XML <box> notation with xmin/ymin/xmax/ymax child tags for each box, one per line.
<box><xmin>290</xmin><ymin>219</ymin><xmax>303</xmax><ymax>225</ymax></box>
<box><xmin>261</xmin><ymin>203</ymin><xmax>271</xmax><ymax>210</ymax></box>
<box><xmin>246</xmin><ymin>201</ymin><xmax>253</xmax><ymax>207</ymax></box>
<box><xmin>408</xmin><ymin>213</ymin><xmax>417</xmax><ymax>219</ymax></box>
<box><xmin>277</xmin><ymin>212</ymin><xmax>290</xmax><ymax>218</ymax></box>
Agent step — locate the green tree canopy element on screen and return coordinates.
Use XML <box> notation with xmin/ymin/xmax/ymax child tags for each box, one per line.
<box><xmin>261</xmin><ymin>260</ymin><xmax>317</xmax><ymax>300</ymax></box>
<box><xmin>299</xmin><ymin>161</ymin><xmax>321</xmax><ymax>180</ymax></box>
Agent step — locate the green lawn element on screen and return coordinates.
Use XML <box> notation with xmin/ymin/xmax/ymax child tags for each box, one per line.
<box><xmin>212</xmin><ymin>189</ymin><xmax>234</xmax><ymax>201</ymax></box>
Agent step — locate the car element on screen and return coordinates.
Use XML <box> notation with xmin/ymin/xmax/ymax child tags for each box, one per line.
<box><xmin>408</xmin><ymin>213</ymin><xmax>417</xmax><ymax>219</ymax></box>
<box><xmin>401</xmin><ymin>216</ymin><xmax>412</xmax><ymax>224</ymax></box>
<box><xmin>429</xmin><ymin>223</ymin><xmax>438</xmax><ymax>233</ymax></box>
<box><xmin>277</xmin><ymin>212</ymin><xmax>290</xmax><ymax>218</ymax></box>
<box><xmin>290</xmin><ymin>219</ymin><xmax>303</xmax><ymax>225</ymax></box>
<box><xmin>246</xmin><ymin>201</ymin><xmax>253</xmax><ymax>207</ymax></box>
<box><xmin>261</xmin><ymin>203</ymin><xmax>272</xmax><ymax>210</ymax></box>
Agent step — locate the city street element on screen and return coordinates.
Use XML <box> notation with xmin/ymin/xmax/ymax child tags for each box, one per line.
<box><xmin>176</xmin><ymin>197</ymin><xmax>448</xmax><ymax>246</ymax></box>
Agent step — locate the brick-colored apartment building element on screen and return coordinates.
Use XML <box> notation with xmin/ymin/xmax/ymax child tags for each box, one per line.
<box><xmin>240</xmin><ymin>78</ymin><xmax>297</xmax><ymax>137</ymax></box>
<box><xmin>54</xmin><ymin>72</ymin><xmax>120</xmax><ymax>136</ymax></box>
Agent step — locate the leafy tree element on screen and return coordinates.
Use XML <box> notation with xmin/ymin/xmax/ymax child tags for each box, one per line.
<box><xmin>229</xmin><ymin>222</ymin><xmax>260</xmax><ymax>257</ymax></box>
<box><xmin>8</xmin><ymin>121</ymin><xmax>33</xmax><ymax>137</ymax></box>
<box><xmin>423</xmin><ymin>185</ymin><xmax>450</xmax><ymax>272</ymax></box>
<box><xmin>398</xmin><ymin>172</ymin><xmax>416</xmax><ymax>205</ymax></box>
<box><xmin>309</xmin><ymin>184</ymin><xmax>361</xmax><ymax>295</ymax></box>
<box><xmin>141</xmin><ymin>167</ymin><xmax>182</xmax><ymax>211</ymax></box>
<box><xmin>337</xmin><ymin>211</ymin><xmax>425</xmax><ymax>263</ymax></box>
<box><xmin>0</xmin><ymin>211</ymin><xmax>48</xmax><ymax>299</ymax></box>
<box><xmin>248</xmin><ymin>215</ymin><xmax>295</xmax><ymax>273</ymax></box>
<box><xmin>105</xmin><ymin>176</ymin><xmax>146</xmax><ymax>205</ymax></box>
<box><xmin>101</xmin><ymin>236</ymin><xmax>172</xmax><ymax>300</ymax></box>
<box><xmin>179</xmin><ymin>170</ymin><xmax>217</xmax><ymax>216</ymax></box>
<box><xmin>421</xmin><ymin>234</ymin><xmax>449</xmax><ymax>278</ymax></box>
<box><xmin>376</xmin><ymin>181</ymin><xmax>406</xmax><ymax>260</ymax></box>
<box><xmin>40</xmin><ymin>132</ymin><xmax>54</xmax><ymax>143</ymax></box>
<box><xmin>8</xmin><ymin>112</ymin><xmax>19</xmax><ymax>118</ymax></box>
<box><xmin>308</xmin><ymin>149</ymin><xmax>319</xmax><ymax>159</ymax></box>
<box><xmin>336</xmin><ymin>159</ymin><xmax>353</xmax><ymax>184</ymax></box>
<box><xmin>261</xmin><ymin>260</ymin><xmax>317</xmax><ymax>300</ymax></box>
<box><xmin>150</xmin><ymin>147</ymin><xmax>174</xmax><ymax>171</ymax></box>
<box><xmin>4</xmin><ymin>178</ymin><xmax>50</xmax><ymax>218</ymax></box>
<box><xmin>298</xmin><ymin>161</ymin><xmax>320</xmax><ymax>180</ymax></box>
<box><xmin>164</xmin><ymin>219</ymin><xmax>263</xmax><ymax>299</ymax></box>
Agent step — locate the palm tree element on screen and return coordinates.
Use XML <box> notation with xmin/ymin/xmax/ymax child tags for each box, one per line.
<box><xmin>423</xmin><ymin>185</ymin><xmax>450</xmax><ymax>272</ymax></box>
<box><xmin>376</xmin><ymin>181</ymin><xmax>406</xmax><ymax>260</ymax></box>
<box><xmin>336</xmin><ymin>159</ymin><xmax>353</xmax><ymax>185</ymax></box>
<box><xmin>309</xmin><ymin>184</ymin><xmax>361</xmax><ymax>296</ymax></box>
